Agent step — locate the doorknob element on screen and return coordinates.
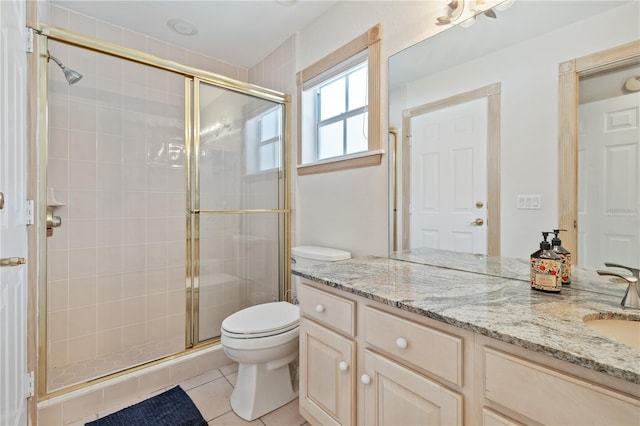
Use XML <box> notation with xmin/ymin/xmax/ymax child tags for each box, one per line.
<box><xmin>0</xmin><ymin>191</ymin><xmax>4</xmax><ymax>210</ymax></box>
<box><xmin>1</xmin><ymin>257</ymin><xmax>26</xmax><ymax>267</ymax></box>
<box><xmin>471</xmin><ymin>218</ymin><xmax>484</xmax><ymax>226</ymax></box>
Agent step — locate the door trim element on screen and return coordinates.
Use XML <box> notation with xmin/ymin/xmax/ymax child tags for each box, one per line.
<box><xmin>558</xmin><ymin>40</ymin><xmax>640</xmax><ymax>265</ymax></box>
<box><xmin>401</xmin><ymin>83</ymin><xmax>501</xmax><ymax>255</ymax></box>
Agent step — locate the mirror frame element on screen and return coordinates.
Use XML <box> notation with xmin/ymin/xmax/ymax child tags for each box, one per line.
<box><xmin>558</xmin><ymin>39</ymin><xmax>640</xmax><ymax>265</ymax></box>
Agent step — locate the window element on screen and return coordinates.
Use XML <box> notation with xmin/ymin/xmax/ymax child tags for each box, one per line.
<box><xmin>246</xmin><ymin>106</ymin><xmax>282</xmax><ymax>174</ymax></box>
<box><xmin>298</xmin><ymin>24</ymin><xmax>383</xmax><ymax>175</ymax></box>
<box><xmin>316</xmin><ymin>62</ymin><xmax>368</xmax><ymax>160</ymax></box>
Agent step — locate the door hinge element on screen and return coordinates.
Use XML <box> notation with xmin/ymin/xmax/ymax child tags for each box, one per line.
<box><xmin>26</xmin><ymin>200</ymin><xmax>34</xmax><ymax>225</ymax></box>
<box><xmin>25</xmin><ymin>28</ymin><xmax>34</xmax><ymax>53</ymax></box>
<box><xmin>25</xmin><ymin>371</ymin><xmax>34</xmax><ymax>398</ymax></box>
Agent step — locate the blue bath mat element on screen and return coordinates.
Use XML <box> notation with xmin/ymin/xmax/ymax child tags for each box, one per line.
<box><xmin>86</xmin><ymin>386</ymin><xmax>207</xmax><ymax>426</ymax></box>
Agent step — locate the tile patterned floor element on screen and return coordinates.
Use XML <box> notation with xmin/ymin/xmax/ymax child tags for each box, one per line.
<box><xmin>68</xmin><ymin>362</ymin><xmax>309</xmax><ymax>426</ymax></box>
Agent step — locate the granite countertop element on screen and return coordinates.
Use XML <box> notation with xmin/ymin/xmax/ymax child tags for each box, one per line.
<box><xmin>292</xmin><ymin>252</ymin><xmax>640</xmax><ymax>384</ymax></box>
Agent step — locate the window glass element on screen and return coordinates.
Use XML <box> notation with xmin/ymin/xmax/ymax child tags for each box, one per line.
<box><xmin>315</xmin><ymin>62</ymin><xmax>368</xmax><ymax>161</ymax></box>
<box><xmin>261</xmin><ymin>109</ymin><xmax>279</xmax><ymax>141</ymax></box>
<box><xmin>346</xmin><ymin>113</ymin><xmax>368</xmax><ymax>154</ymax></box>
<box><xmin>245</xmin><ymin>105</ymin><xmax>282</xmax><ymax>174</ymax></box>
<box><xmin>320</xmin><ymin>78</ymin><xmax>346</xmax><ymax>120</ymax></box>
<box><xmin>319</xmin><ymin>121</ymin><xmax>344</xmax><ymax>159</ymax></box>
<box><xmin>348</xmin><ymin>66</ymin><xmax>367</xmax><ymax>110</ymax></box>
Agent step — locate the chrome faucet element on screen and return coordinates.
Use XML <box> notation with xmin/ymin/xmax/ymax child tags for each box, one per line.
<box><xmin>597</xmin><ymin>263</ymin><xmax>640</xmax><ymax>310</ymax></box>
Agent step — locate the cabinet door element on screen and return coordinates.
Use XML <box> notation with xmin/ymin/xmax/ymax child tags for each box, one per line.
<box><xmin>299</xmin><ymin>318</ymin><xmax>355</xmax><ymax>426</ymax></box>
<box><xmin>362</xmin><ymin>350</ymin><xmax>462</xmax><ymax>426</ymax></box>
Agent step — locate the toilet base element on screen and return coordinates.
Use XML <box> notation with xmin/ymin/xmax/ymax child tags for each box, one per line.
<box><xmin>230</xmin><ymin>360</ymin><xmax>298</xmax><ymax>421</ymax></box>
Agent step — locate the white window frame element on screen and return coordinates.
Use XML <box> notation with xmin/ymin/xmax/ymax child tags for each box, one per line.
<box><xmin>297</xmin><ymin>24</ymin><xmax>383</xmax><ymax>175</ymax></box>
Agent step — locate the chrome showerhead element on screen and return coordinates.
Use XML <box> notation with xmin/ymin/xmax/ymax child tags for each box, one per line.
<box><xmin>48</xmin><ymin>53</ymin><xmax>83</xmax><ymax>85</ymax></box>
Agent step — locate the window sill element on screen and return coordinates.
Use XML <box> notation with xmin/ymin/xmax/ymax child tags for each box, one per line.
<box><xmin>297</xmin><ymin>149</ymin><xmax>384</xmax><ymax>176</ymax></box>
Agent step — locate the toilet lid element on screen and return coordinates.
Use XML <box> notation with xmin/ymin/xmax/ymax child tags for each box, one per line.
<box><xmin>221</xmin><ymin>301</ymin><xmax>299</xmax><ymax>336</ymax></box>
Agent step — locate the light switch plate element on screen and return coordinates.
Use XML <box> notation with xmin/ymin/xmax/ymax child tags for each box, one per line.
<box><xmin>517</xmin><ymin>194</ymin><xmax>541</xmax><ymax>209</ymax></box>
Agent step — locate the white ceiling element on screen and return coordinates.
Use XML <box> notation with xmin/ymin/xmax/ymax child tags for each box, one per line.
<box><xmin>51</xmin><ymin>0</ymin><xmax>339</xmax><ymax>68</ymax></box>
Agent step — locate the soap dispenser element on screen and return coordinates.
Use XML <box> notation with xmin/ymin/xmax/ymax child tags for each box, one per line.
<box><xmin>530</xmin><ymin>232</ymin><xmax>563</xmax><ymax>292</ymax></box>
<box><xmin>551</xmin><ymin>229</ymin><xmax>571</xmax><ymax>285</ymax></box>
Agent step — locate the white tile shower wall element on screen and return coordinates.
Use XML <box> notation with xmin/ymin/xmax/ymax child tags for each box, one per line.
<box><xmin>45</xmin><ymin>5</ymin><xmax>249</xmax><ymax>389</ymax></box>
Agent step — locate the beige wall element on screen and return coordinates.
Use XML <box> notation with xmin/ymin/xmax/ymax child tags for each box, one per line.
<box><xmin>289</xmin><ymin>1</ymin><xmax>447</xmax><ymax>258</ymax></box>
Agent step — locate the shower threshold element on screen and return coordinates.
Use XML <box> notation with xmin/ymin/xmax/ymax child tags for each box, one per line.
<box><xmin>47</xmin><ymin>337</ymin><xmax>185</xmax><ymax>392</ymax></box>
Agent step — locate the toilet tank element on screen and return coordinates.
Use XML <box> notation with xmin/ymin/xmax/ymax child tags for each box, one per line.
<box><xmin>292</xmin><ymin>246</ymin><xmax>351</xmax><ymax>268</ymax></box>
<box><xmin>291</xmin><ymin>246</ymin><xmax>351</xmax><ymax>302</ymax></box>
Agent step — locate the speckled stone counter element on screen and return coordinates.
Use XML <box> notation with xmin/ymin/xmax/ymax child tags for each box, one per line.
<box><xmin>292</xmin><ymin>254</ymin><xmax>640</xmax><ymax>384</ymax></box>
<box><xmin>391</xmin><ymin>247</ymin><xmax>626</xmax><ymax>297</ymax></box>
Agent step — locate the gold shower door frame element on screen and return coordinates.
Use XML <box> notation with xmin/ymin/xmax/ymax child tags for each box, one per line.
<box><xmin>35</xmin><ymin>26</ymin><xmax>291</xmax><ymax>400</ymax></box>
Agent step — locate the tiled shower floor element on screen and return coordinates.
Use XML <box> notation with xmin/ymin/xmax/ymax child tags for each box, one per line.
<box><xmin>48</xmin><ymin>337</ymin><xmax>184</xmax><ymax>391</ymax></box>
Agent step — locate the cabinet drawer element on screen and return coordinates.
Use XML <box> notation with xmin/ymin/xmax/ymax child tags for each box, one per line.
<box><xmin>299</xmin><ymin>283</ymin><xmax>355</xmax><ymax>337</ymax></box>
<box><xmin>364</xmin><ymin>306</ymin><xmax>463</xmax><ymax>386</ymax></box>
<box><xmin>484</xmin><ymin>347</ymin><xmax>640</xmax><ymax>425</ymax></box>
<box><xmin>482</xmin><ymin>408</ymin><xmax>521</xmax><ymax>426</ymax></box>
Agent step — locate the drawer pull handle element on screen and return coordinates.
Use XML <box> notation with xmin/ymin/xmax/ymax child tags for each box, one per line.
<box><xmin>396</xmin><ymin>337</ymin><xmax>408</xmax><ymax>349</ymax></box>
<box><xmin>339</xmin><ymin>361</ymin><xmax>349</xmax><ymax>371</ymax></box>
<box><xmin>315</xmin><ymin>304</ymin><xmax>325</xmax><ymax>313</ymax></box>
<box><xmin>361</xmin><ymin>374</ymin><xmax>371</xmax><ymax>385</ymax></box>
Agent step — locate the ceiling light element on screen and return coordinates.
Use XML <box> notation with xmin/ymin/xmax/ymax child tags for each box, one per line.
<box><xmin>167</xmin><ymin>18</ymin><xmax>198</xmax><ymax>36</ymax></box>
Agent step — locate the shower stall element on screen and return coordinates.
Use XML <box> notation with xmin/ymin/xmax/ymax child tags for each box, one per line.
<box><xmin>38</xmin><ymin>26</ymin><xmax>289</xmax><ymax>397</ymax></box>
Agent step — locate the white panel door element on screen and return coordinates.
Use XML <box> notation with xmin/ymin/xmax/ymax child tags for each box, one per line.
<box><xmin>410</xmin><ymin>98</ymin><xmax>487</xmax><ymax>254</ymax></box>
<box><xmin>0</xmin><ymin>0</ymin><xmax>29</xmax><ymax>424</ymax></box>
<box><xmin>578</xmin><ymin>93</ymin><xmax>640</xmax><ymax>269</ymax></box>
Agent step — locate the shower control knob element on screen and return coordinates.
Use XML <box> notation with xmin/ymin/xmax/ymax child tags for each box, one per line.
<box><xmin>315</xmin><ymin>304</ymin><xmax>325</xmax><ymax>313</ymax></box>
<box><xmin>361</xmin><ymin>374</ymin><xmax>371</xmax><ymax>385</ymax></box>
<box><xmin>339</xmin><ymin>361</ymin><xmax>349</xmax><ymax>372</ymax></box>
<box><xmin>396</xmin><ymin>337</ymin><xmax>408</xmax><ymax>349</ymax></box>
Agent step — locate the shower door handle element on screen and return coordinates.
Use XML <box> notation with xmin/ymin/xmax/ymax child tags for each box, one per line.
<box><xmin>46</xmin><ymin>206</ymin><xmax>62</xmax><ymax>237</ymax></box>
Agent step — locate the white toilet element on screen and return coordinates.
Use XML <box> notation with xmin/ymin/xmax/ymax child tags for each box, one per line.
<box><xmin>220</xmin><ymin>246</ymin><xmax>350</xmax><ymax>421</ymax></box>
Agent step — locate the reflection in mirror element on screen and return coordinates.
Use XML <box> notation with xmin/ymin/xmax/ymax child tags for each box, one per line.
<box><xmin>563</xmin><ymin>52</ymin><xmax>640</xmax><ymax>270</ymax></box>
<box><xmin>389</xmin><ymin>0</ymin><xmax>640</xmax><ymax>268</ymax></box>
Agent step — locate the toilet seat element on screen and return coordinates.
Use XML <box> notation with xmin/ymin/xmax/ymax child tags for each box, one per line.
<box><xmin>221</xmin><ymin>301</ymin><xmax>299</xmax><ymax>339</ymax></box>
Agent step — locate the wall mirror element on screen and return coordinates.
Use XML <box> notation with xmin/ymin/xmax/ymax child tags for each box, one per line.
<box><xmin>388</xmin><ymin>0</ymin><xmax>640</xmax><ymax>270</ymax></box>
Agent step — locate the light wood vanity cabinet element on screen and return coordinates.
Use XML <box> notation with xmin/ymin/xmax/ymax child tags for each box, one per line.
<box><xmin>361</xmin><ymin>349</ymin><xmax>463</xmax><ymax>425</ymax></box>
<box><xmin>480</xmin><ymin>345</ymin><xmax>640</xmax><ymax>425</ymax></box>
<box><xmin>299</xmin><ymin>283</ymin><xmax>356</xmax><ymax>426</ymax></box>
<box><xmin>299</xmin><ymin>281</ymin><xmax>465</xmax><ymax>426</ymax></box>
<box><xmin>298</xmin><ymin>280</ymin><xmax>640</xmax><ymax>425</ymax></box>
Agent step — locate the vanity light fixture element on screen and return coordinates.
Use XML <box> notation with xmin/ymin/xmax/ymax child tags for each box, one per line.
<box><xmin>624</xmin><ymin>76</ymin><xmax>640</xmax><ymax>92</ymax></box>
<box><xmin>436</xmin><ymin>0</ymin><xmax>465</xmax><ymax>25</ymax></box>
<box><xmin>436</xmin><ymin>0</ymin><xmax>500</xmax><ymax>26</ymax></box>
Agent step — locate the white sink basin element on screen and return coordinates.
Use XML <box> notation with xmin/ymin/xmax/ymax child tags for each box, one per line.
<box><xmin>583</xmin><ymin>314</ymin><xmax>640</xmax><ymax>350</ymax></box>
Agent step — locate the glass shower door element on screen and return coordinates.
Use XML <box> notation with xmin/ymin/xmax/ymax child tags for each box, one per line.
<box><xmin>45</xmin><ymin>44</ymin><xmax>187</xmax><ymax>392</ymax></box>
<box><xmin>194</xmin><ymin>80</ymin><xmax>286</xmax><ymax>342</ymax></box>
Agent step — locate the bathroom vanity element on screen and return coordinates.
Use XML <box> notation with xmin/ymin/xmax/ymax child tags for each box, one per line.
<box><xmin>293</xmin><ymin>253</ymin><xmax>640</xmax><ymax>425</ymax></box>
